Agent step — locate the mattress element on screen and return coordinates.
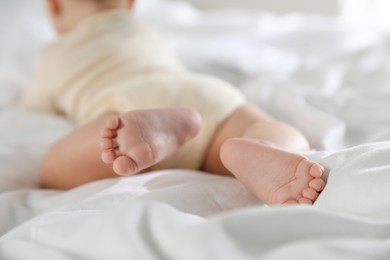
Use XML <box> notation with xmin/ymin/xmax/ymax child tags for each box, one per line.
<box><xmin>1</xmin><ymin>0</ymin><xmax>390</xmax><ymax>259</ymax></box>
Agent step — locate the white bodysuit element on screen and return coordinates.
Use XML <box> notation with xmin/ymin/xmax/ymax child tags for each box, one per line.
<box><xmin>21</xmin><ymin>10</ymin><xmax>246</xmax><ymax>170</ymax></box>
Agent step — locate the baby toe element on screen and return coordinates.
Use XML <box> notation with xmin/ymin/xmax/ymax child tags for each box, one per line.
<box><xmin>309</xmin><ymin>178</ymin><xmax>326</xmax><ymax>192</ymax></box>
<box><xmin>100</xmin><ymin>138</ymin><xmax>115</xmax><ymax>150</ymax></box>
<box><xmin>101</xmin><ymin>128</ymin><xmax>116</xmax><ymax>138</ymax></box>
<box><xmin>283</xmin><ymin>199</ymin><xmax>299</xmax><ymax>205</ymax></box>
<box><xmin>101</xmin><ymin>150</ymin><xmax>118</xmax><ymax>164</ymax></box>
<box><xmin>113</xmin><ymin>156</ymin><xmax>138</xmax><ymax>176</ymax></box>
<box><xmin>106</xmin><ymin>117</ymin><xmax>120</xmax><ymax>130</ymax></box>
<box><xmin>302</xmin><ymin>187</ymin><xmax>319</xmax><ymax>201</ymax></box>
<box><xmin>309</xmin><ymin>163</ymin><xmax>324</xmax><ymax>178</ymax></box>
<box><xmin>298</xmin><ymin>197</ymin><xmax>313</xmax><ymax>205</ymax></box>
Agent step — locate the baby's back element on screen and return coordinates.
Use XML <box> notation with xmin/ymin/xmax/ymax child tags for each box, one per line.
<box><xmin>21</xmin><ymin>10</ymin><xmax>185</xmax><ymax>123</ymax></box>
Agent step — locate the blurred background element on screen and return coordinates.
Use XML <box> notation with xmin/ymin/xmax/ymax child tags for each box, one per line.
<box><xmin>167</xmin><ymin>0</ymin><xmax>390</xmax><ymax>29</ymax></box>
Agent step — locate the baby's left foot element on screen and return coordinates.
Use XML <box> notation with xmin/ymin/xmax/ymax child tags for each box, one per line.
<box><xmin>100</xmin><ymin>108</ymin><xmax>201</xmax><ymax>176</ymax></box>
<box><xmin>220</xmin><ymin>138</ymin><xmax>326</xmax><ymax>205</ymax></box>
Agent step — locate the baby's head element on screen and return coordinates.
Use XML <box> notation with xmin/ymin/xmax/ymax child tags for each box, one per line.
<box><xmin>46</xmin><ymin>0</ymin><xmax>135</xmax><ymax>34</ymax></box>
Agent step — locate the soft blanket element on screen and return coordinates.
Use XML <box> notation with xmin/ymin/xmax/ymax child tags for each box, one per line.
<box><xmin>1</xmin><ymin>0</ymin><xmax>390</xmax><ymax>259</ymax></box>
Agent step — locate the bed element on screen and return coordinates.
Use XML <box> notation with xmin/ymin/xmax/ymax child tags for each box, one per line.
<box><xmin>1</xmin><ymin>0</ymin><xmax>390</xmax><ymax>259</ymax></box>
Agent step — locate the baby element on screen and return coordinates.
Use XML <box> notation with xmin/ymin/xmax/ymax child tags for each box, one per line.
<box><xmin>21</xmin><ymin>0</ymin><xmax>325</xmax><ymax>205</ymax></box>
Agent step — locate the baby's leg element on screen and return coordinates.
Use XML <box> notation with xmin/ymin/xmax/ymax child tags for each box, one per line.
<box><xmin>41</xmin><ymin>114</ymin><xmax>120</xmax><ymax>189</ymax></box>
<box><xmin>204</xmin><ymin>104</ymin><xmax>325</xmax><ymax>205</ymax></box>
<box><xmin>101</xmin><ymin>108</ymin><xmax>201</xmax><ymax>175</ymax></box>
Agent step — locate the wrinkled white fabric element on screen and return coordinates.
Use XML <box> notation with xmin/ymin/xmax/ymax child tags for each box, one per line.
<box><xmin>2</xmin><ymin>0</ymin><xmax>390</xmax><ymax>259</ymax></box>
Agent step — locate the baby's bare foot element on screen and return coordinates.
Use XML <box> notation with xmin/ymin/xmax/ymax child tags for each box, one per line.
<box><xmin>100</xmin><ymin>108</ymin><xmax>201</xmax><ymax>176</ymax></box>
<box><xmin>220</xmin><ymin>138</ymin><xmax>325</xmax><ymax>205</ymax></box>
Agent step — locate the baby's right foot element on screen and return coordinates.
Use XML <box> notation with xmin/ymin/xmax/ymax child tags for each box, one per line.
<box><xmin>100</xmin><ymin>108</ymin><xmax>201</xmax><ymax>176</ymax></box>
<box><xmin>220</xmin><ymin>138</ymin><xmax>326</xmax><ymax>205</ymax></box>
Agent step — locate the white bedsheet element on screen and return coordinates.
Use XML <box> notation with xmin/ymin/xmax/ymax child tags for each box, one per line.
<box><xmin>2</xmin><ymin>0</ymin><xmax>390</xmax><ymax>259</ymax></box>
